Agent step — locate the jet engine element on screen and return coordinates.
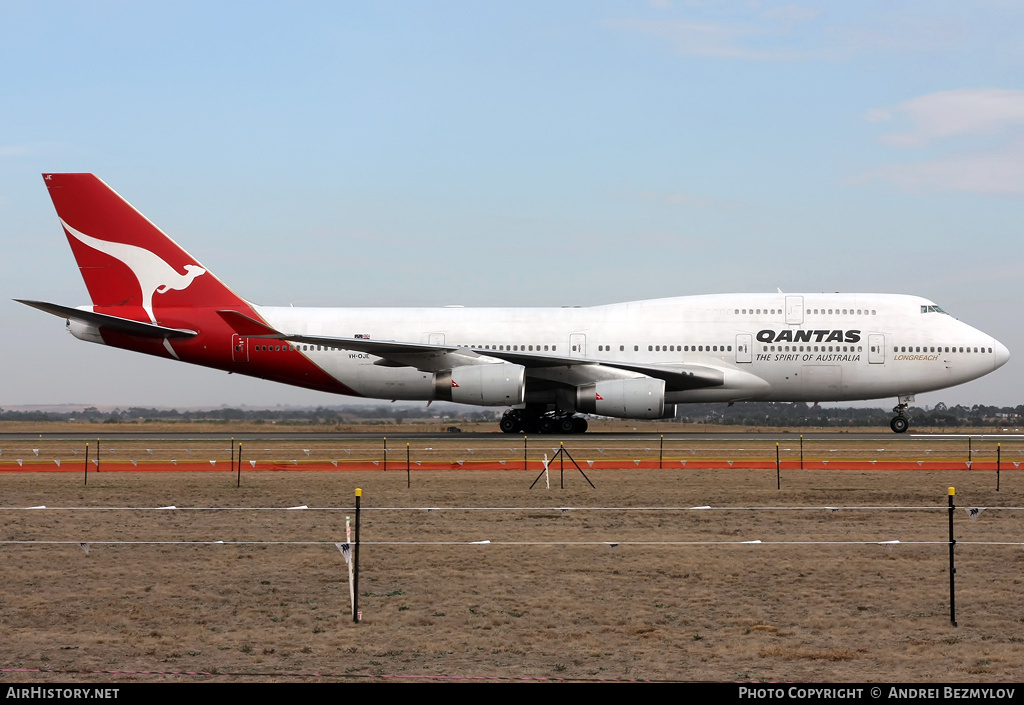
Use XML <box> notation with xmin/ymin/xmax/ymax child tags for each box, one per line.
<box><xmin>576</xmin><ymin>377</ymin><xmax>666</xmax><ymax>419</ymax></box>
<box><xmin>434</xmin><ymin>364</ymin><xmax>526</xmax><ymax>406</ymax></box>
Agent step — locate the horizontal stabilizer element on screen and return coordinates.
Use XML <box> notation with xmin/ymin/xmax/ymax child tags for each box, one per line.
<box><xmin>15</xmin><ymin>300</ymin><xmax>197</xmax><ymax>339</ymax></box>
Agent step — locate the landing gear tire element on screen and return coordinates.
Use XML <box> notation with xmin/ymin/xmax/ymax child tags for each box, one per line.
<box><xmin>890</xmin><ymin>416</ymin><xmax>909</xmax><ymax>434</ymax></box>
<box><xmin>499</xmin><ymin>411</ymin><xmax>521</xmax><ymax>434</ymax></box>
<box><xmin>502</xmin><ymin>408</ymin><xmax>590</xmax><ymax>434</ymax></box>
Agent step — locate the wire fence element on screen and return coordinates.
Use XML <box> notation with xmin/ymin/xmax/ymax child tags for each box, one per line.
<box><xmin>2</xmin><ymin>434</ymin><xmax>1024</xmax><ymax>471</ymax></box>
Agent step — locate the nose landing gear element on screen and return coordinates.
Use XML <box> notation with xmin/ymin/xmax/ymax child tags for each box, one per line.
<box><xmin>890</xmin><ymin>396</ymin><xmax>913</xmax><ymax>433</ymax></box>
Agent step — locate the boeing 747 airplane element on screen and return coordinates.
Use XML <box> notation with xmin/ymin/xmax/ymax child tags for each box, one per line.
<box><xmin>19</xmin><ymin>173</ymin><xmax>1009</xmax><ymax>433</ymax></box>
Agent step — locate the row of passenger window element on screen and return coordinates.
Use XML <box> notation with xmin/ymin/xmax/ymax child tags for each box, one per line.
<box><xmin>764</xmin><ymin>345</ymin><xmax>862</xmax><ymax>353</ymax></box>
<box><xmin>896</xmin><ymin>346</ymin><xmax>992</xmax><ymax>353</ymax></box>
<box><xmin>735</xmin><ymin>308</ymin><xmax>878</xmax><ymax>316</ymax></box>
<box><xmin>595</xmin><ymin>344</ymin><xmax>734</xmax><ymax>353</ymax></box>
<box><xmin>253</xmin><ymin>343</ymin><xmax>992</xmax><ymax>356</ymax></box>
<box><xmin>254</xmin><ymin>343</ymin><xmax>562</xmax><ymax>353</ymax></box>
<box><xmin>254</xmin><ymin>344</ymin><xmax>351</xmax><ymax>352</ymax></box>
<box><xmin>471</xmin><ymin>344</ymin><xmax>556</xmax><ymax>351</ymax></box>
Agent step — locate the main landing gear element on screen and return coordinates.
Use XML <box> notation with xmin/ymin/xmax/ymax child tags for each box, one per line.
<box><xmin>890</xmin><ymin>396</ymin><xmax>913</xmax><ymax>434</ymax></box>
<box><xmin>500</xmin><ymin>408</ymin><xmax>589</xmax><ymax>434</ymax></box>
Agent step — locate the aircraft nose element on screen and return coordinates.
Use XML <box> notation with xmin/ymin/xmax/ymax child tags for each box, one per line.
<box><xmin>994</xmin><ymin>339</ymin><xmax>1010</xmax><ymax>370</ymax></box>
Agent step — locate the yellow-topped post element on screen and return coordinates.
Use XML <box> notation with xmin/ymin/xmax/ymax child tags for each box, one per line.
<box><xmin>948</xmin><ymin>486</ymin><xmax>957</xmax><ymax>627</ymax></box>
<box><xmin>776</xmin><ymin>442</ymin><xmax>781</xmax><ymax>490</ymax></box>
<box><xmin>354</xmin><ymin>488</ymin><xmax>363</xmax><ymax>622</ymax></box>
<box><xmin>997</xmin><ymin>443</ymin><xmax>1002</xmax><ymax>491</ymax></box>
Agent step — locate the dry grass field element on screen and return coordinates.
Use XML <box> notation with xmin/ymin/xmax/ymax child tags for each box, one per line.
<box><xmin>1</xmin><ymin>464</ymin><xmax>1022</xmax><ymax>683</ymax></box>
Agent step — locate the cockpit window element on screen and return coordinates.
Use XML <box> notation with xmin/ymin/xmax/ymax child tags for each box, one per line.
<box><xmin>920</xmin><ymin>305</ymin><xmax>948</xmax><ymax>314</ymax></box>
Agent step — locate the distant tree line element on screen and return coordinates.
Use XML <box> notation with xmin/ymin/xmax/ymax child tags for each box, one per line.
<box><xmin>676</xmin><ymin>401</ymin><xmax>1019</xmax><ymax>428</ymax></box>
<box><xmin>0</xmin><ymin>401</ymin><xmax>1018</xmax><ymax>428</ymax></box>
<box><xmin>0</xmin><ymin>405</ymin><xmax>499</xmax><ymax>425</ymax></box>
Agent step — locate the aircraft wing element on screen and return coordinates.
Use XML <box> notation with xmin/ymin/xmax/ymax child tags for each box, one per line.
<box><xmin>479</xmin><ymin>350</ymin><xmax>724</xmax><ymax>391</ymax></box>
<box><xmin>217</xmin><ymin>310</ymin><xmax>724</xmax><ymax>392</ymax></box>
<box><xmin>217</xmin><ymin>310</ymin><xmax>463</xmax><ymax>355</ymax></box>
<box><xmin>17</xmin><ymin>300</ymin><xmax>198</xmax><ymax>339</ymax></box>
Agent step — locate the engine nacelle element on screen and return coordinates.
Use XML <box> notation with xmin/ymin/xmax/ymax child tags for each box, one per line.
<box><xmin>434</xmin><ymin>364</ymin><xmax>526</xmax><ymax>406</ymax></box>
<box><xmin>577</xmin><ymin>377</ymin><xmax>666</xmax><ymax>419</ymax></box>
<box><xmin>68</xmin><ymin>319</ymin><xmax>106</xmax><ymax>345</ymax></box>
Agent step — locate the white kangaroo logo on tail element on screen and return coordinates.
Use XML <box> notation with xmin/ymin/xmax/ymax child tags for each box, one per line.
<box><xmin>61</xmin><ymin>218</ymin><xmax>206</xmax><ymax>323</ymax></box>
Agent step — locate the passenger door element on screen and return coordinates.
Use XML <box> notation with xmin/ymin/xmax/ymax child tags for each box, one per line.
<box><xmin>736</xmin><ymin>334</ymin><xmax>752</xmax><ymax>363</ymax></box>
<box><xmin>868</xmin><ymin>334</ymin><xmax>885</xmax><ymax>364</ymax></box>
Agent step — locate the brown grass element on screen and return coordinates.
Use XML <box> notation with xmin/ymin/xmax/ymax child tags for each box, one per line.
<box><xmin>0</xmin><ymin>467</ymin><xmax>1022</xmax><ymax>683</ymax></box>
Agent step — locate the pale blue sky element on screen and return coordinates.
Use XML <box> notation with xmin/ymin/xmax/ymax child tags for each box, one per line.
<box><xmin>2</xmin><ymin>1</ymin><xmax>1023</xmax><ymax>409</ymax></box>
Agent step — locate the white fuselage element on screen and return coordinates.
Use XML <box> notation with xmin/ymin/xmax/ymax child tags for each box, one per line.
<box><xmin>252</xmin><ymin>292</ymin><xmax>1007</xmax><ymax>407</ymax></box>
